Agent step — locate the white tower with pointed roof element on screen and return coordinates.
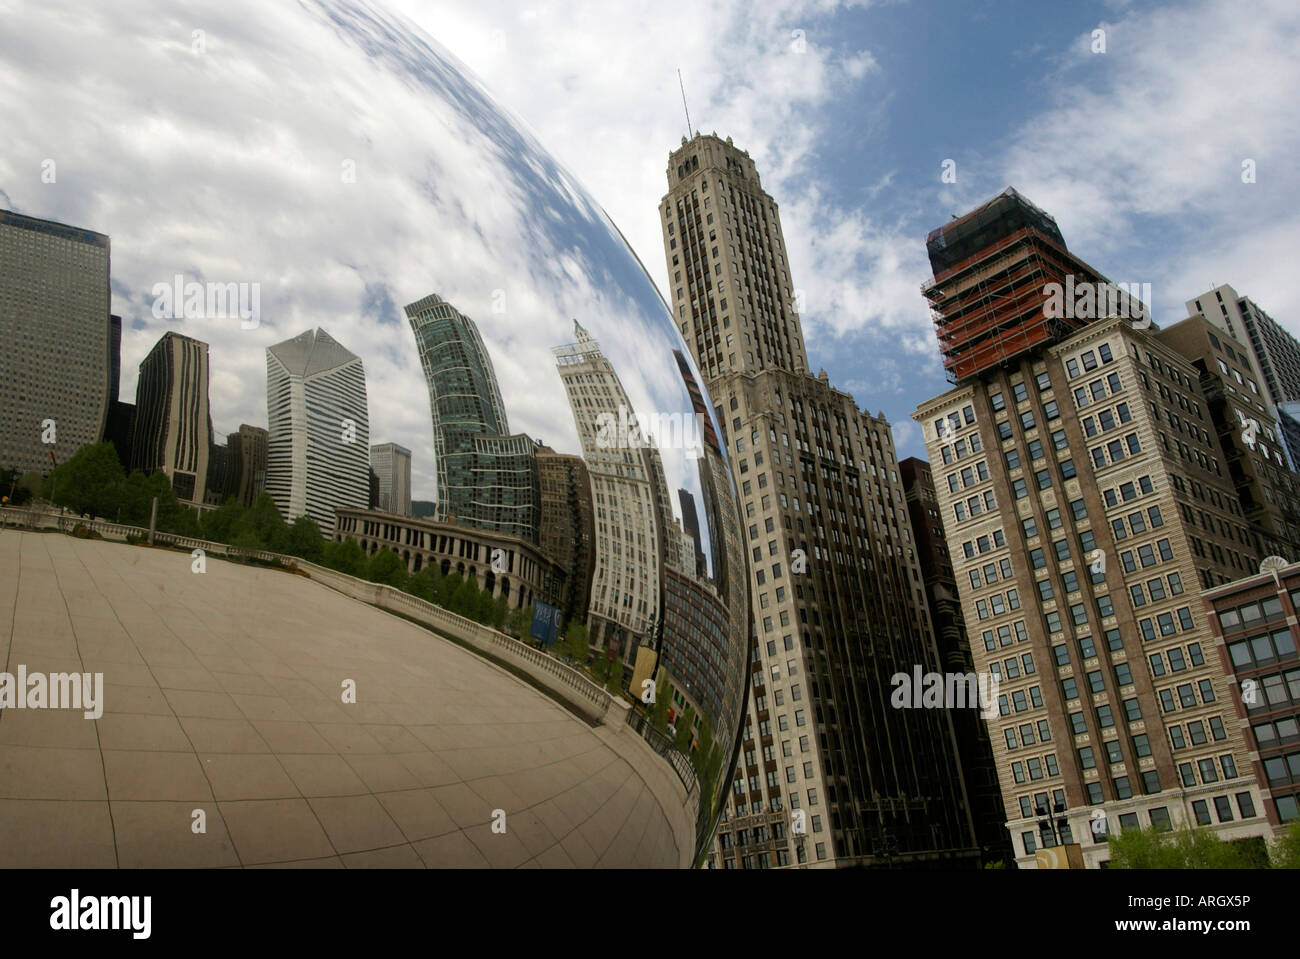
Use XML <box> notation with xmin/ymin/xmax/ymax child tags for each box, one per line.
<box><xmin>265</xmin><ymin>327</ymin><xmax>370</xmax><ymax>535</ymax></box>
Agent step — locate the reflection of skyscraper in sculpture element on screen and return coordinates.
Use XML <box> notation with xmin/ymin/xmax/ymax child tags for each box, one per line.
<box><xmin>265</xmin><ymin>328</ymin><xmax>370</xmax><ymax>536</ymax></box>
<box><xmin>678</xmin><ymin>489</ymin><xmax>708</xmax><ymax>578</ymax></box>
<box><xmin>406</xmin><ymin>294</ymin><xmax>539</xmax><ymax>542</ymax></box>
<box><xmin>228</xmin><ymin>424</ymin><xmax>268</xmax><ymax>508</ymax></box>
<box><xmin>370</xmin><ymin>442</ymin><xmax>412</xmax><ymax>516</ymax></box>
<box><xmin>536</xmin><ymin>445</ymin><xmax>597</xmax><ymax>626</ymax></box>
<box><xmin>132</xmin><ymin>331</ymin><xmax>212</xmax><ymax>505</ymax></box>
<box><xmin>664</xmin><ymin>347</ymin><xmax>748</xmax><ymax>740</ymax></box>
<box><xmin>555</xmin><ymin>320</ymin><xmax>660</xmax><ymax>661</ymax></box>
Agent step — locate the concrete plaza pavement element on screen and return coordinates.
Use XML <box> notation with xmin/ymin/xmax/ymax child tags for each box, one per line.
<box><xmin>0</xmin><ymin>531</ymin><xmax>688</xmax><ymax>867</ymax></box>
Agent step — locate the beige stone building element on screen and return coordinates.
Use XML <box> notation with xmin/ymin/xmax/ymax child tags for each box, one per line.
<box><xmin>662</xmin><ymin>133</ymin><xmax>977</xmax><ymax>868</ymax></box>
<box><xmin>915</xmin><ymin>315</ymin><xmax>1279</xmax><ymax>865</ymax></box>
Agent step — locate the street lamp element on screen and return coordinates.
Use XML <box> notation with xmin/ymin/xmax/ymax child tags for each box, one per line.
<box><xmin>1035</xmin><ymin>800</ymin><xmax>1071</xmax><ymax>848</ymax></box>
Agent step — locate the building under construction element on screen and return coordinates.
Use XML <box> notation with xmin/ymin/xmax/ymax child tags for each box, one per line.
<box><xmin>923</xmin><ymin>187</ymin><xmax>1113</xmax><ymax>383</ymax></box>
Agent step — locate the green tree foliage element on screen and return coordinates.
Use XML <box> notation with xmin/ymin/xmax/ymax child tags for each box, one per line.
<box><xmin>562</xmin><ymin>621</ymin><xmax>590</xmax><ymax>662</ymax></box>
<box><xmin>674</xmin><ymin>705</ymin><xmax>696</xmax><ymax>752</ymax></box>
<box><xmin>405</xmin><ymin>566</ymin><xmax>441</xmax><ymax>603</ymax></box>
<box><xmin>506</xmin><ymin>604</ymin><xmax>530</xmax><ymax>638</ymax></box>
<box><xmin>491</xmin><ymin>596</ymin><xmax>509</xmax><ymax>630</ymax></box>
<box><xmin>44</xmin><ymin>442</ymin><xmax>124</xmax><ymax>518</ymax></box>
<box><xmin>321</xmin><ymin>538</ymin><xmax>367</xmax><ymax>576</ymax></box>
<box><xmin>1107</xmin><ymin>824</ymin><xmax>1256</xmax><ymax>869</ymax></box>
<box><xmin>651</xmin><ymin>672</ymin><xmax>671</xmax><ymax>732</ymax></box>
<box><xmin>0</xmin><ymin>468</ymin><xmax>34</xmax><ymax>506</ymax></box>
<box><xmin>605</xmin><ymin>655</ymin><xmax>624</xmax><ymax>693</ymax></box>
<box><xmin>236</xmin><ymin>493</ymin><xmax>288</xmax><ymax>551</ymax></box>
<box><xmin>435</xmin><ymin>571</ymin><xmax>463</xmax><ymax>609</ymax></box>
<box><xmin>201</xmin><ymin>499</ymin><xmax>245</xmax><ymax>543</ymax></box>
<box><xmin>284</xmin><ymin>515</ymin><xmax>324</xmax><ymax>562</ymax></box>
<box><xmin>450</xmin><ymin>576</ymin><xmax>481</xmax><ymax>618</ymax></box>
<box><xmin>1269</xmin><ymin>819</ymin><xmax>1300</xmax><ymax>868</ymax></box>
<box><xmin>367</xmin><ymin>548</ymin><xmax>409</xmax><ymax>589</ymax></box>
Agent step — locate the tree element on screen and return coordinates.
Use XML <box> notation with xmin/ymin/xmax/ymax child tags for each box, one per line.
<box><xmin>367</xmin><ymin>548</ymin><xmax>409</xmax><ymax>589</ymax></box>
<box><xmin>490</xmin><ymin>596</ymin><xmax>509</xmax><ymax>630</ymax></box>
<box><xmin>44</xmin><ymin>442</ymin><xmax>124</xmax><ymax>518</ymax></box>
<box><xmin>405</xmin><ymin>566</ymin><xmax>440</xmax><ymax>603</ymax></box>
<box><xmin>605</xmin><ymin>655</ymin><xmax>624</xmax><ymax>693</ymax></box>
<box><xmin>202</xmin><ymin>499</ymin><xmax>246</xmax><ymax>543</ymax></box>
<box><xmin>505</xmin><ymin>604</ymin><xmax>530</xmax><ymax>638</ymax></box>
<box><xmin>232</xmin><ymin>527</ymin><xmax>265</xmax><ymax>556</ymax></box>
<box><xmin>237</xmin><ymin>493</ymin><xmax>287</xmax><ymax>551</ymax></box>
<box><xmin>284</xmin><ymin>514</ymin><xmax>324</xmax><ymax>562</ymax></box>
<box><xmin>651</xmin><ymin>671</ymin><xmax>671</xmax><ymax>732</ymax></box>
<box><xmin>1269</xmin><ymin>819</ymin><xmax>1300</xmax><ymax>869</ymax></box>
<box><xmin>1107</xmin><ymin>824</ymin><xmax>1255</xmax><ymax>869</ymax></box>
<box><xmin>17</xmin><ymin>472</ymin><xmax>42</xmax><ymax>503</ymax></box>
<box><xmin>450</xmin><ymin>576</ymin><xmax>480</xmax><ymax>618</ymax></box>
<box><xmin>321</xmin><ymin>538</ymin><xmax>367</xmax><ymax>576</ymax></box>
<box><xmin>435</xmin><ymin>571</ymin><xmax>463</xmax><ymax>609</ymax></box>
<box><xmin>562</xmin><ymin>621</ymin><xmax>590</xmax><ymax>662</ymax></box>
<box><xmin>0</xmin><ymin>468</ymin><xmax>34</xmax><ymax>506</ymax></box>
<box><xmin>474</xmin><ymin>588</ymin><xmax>499</xmax><ymax>627</ymax></box>
<box><xmin>115</xmin><ymin>469</ymin><xmax>199</xmax><ymax>535</ymax></box>
<box><xmin>674</xmin><ymin>705</ymin><xmax>696</xmax><ymax>752</ymax></box>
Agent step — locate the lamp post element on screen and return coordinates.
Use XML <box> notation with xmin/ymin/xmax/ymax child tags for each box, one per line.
<box><xmin>1035</xmin><ymin>800</ymin><xmax>1070</xmax><ymax>849</ymax></box>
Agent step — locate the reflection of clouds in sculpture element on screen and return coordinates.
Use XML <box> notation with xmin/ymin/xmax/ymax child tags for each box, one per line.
<box><xmin>2</xmin><ymin>0</ymin><xmax>742</xmax><ymax>852</ymax></box>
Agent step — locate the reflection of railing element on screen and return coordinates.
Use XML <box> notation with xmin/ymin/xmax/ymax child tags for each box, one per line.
<box><xmin>6</xmin><ymin>506</ymin><xmax>712</xmax><ymax>864</ymax></box>
<box><xmin>625</xmin><ymin>707</ymin><xmax>698</xmax><ymax>795</ymax></box>
<box><xmin>0</xmin><ymin>507</ymin><xmax>614</xmax><ymax>717</ymax></box>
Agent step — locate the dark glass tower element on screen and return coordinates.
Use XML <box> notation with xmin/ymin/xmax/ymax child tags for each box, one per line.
<box><xmin>405</xmin><ymin>294</ymin><xmax>539</xmax><ymax>542</ymax></box>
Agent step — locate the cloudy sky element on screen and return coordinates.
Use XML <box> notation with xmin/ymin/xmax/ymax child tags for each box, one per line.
<box><xmin>3</xmin><ymin>0</ymin><xmax>1297</xmax><ymax>497</ymax></box>
<box><xmin>391</xmin><ymin>0</ymin><xmax>1300</xmax><ymax>459</ymax></box>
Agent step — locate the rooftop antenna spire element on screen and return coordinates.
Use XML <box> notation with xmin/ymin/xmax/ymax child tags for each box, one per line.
<box><xmin>678</xmin><ymin>69</ymin><xmax>693</xmax><ymax>139</ymax></box>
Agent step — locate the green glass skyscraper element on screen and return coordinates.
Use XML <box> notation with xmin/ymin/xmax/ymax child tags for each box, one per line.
<box><xmin>405</xmin><ymin>294</ymin><xmax>538</xmax><ymax>541</ymax></box>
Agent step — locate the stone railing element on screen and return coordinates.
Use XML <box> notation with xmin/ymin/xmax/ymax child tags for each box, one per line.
<box><xmin>0</xmin><ymin>506</ymin><xmax>612</xmax><ymax>720</ymax></box>
<box><xmin>3</xmin><ymin>504</ymin><xmax>702</xmax><ymax>864</ymax></box>
<box><xmin>290</xmin><ymin>558</ymin><xmax>617</xmax><ymax>723</ymax></box>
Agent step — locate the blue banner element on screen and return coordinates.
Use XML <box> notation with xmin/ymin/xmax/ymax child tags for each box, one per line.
<box><xmin>529</xmin><ymin>601</ymin><xmax>562</xmax><ymax>645</ymax></box>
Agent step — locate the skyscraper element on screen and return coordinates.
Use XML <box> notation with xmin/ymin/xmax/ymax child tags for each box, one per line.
<box><xmin>661</xmin><ymin>133</ymin><xmax>977</xmax><ymax>868</ymax></box>
<box><xmin>555</xmin><ymin>320</ymin><xmax>662</xmax><ymax>664</ymax></box>
<box><xmin>131</xmin><ymin>331</ymin><xmax>212</xmax><ymax>505</ymax></box>
<box><xmin>921</xmin><ymin>187</ymin><xmax>1118</xmax><ymax>384</ymax></box>
<box><xmin>900</xmin><ymin>456</ymin><xmax>1012</xmax><ymax>863</ymax></box>
<box><xmin>914</xmin><ymin>190</ymin><xmax>1277</xmax><ymax>867</ymax></box>
<box><xmin>535</xmin><ymin>445</ymin><xmax>596</xmax><ymax>626</ymax></box>
<box><xmin>1158</xmin><ymin>314</ymin><xmax>1300</xmax><ymax>558</ymax></box>
<box><xmin>0</xmin><ymin>209</ymin><xmax>112</xmax><ymax>475</ymax></box>
<box><xmin>265</xmin><ymin>328</ymin><xmax>369</xmax><ymax>535</ymax></box>
<box><xmin>228</xmin><ymin>424</ymin><xmax>268</xmax><ymax>508</ymax></box>
<box><xmin>370</xmin><ymin>442</ymin><xmax>413</xmax><ymax>516</ymax></box>
<box><xmin>1187</xmin><ymin>285</ymin><xmax>1300</xmax><ymax>408</ymax></box>
<box><xmin>405</xmin><ymin>294</ymin><xmax>539</xmax><ymax>541</ymax></box>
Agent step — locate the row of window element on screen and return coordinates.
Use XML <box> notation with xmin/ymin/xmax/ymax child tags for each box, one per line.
<box><xmin>1226</xmin><ymin>628</ymin><xmax>1298</xmax><ymax>670</ymax></box>
<box><xmin>1218</xmin><ymin>594</ymin><xmax>1287</xmax><ymax>631</ymax></box>
<box><xmin>1011</xmin><ymin>753</ymin><xmax>1059</xmax><ymax>783</ymax></box>
<box><xmin>1051</xmin><ymin>630</ymin><xmax>1126</xmax><ymax>667</ymax></box>
<box><xmin>1004</xmin><ymin>719</ymin><xmax>1053</xmax><ymax>750</ymax></box>
<box><xmin>960</xmin><ymin>528</ymin><xmax>1006</xmax><ymax>558</ymax></box>
<box><xmin>1065</xmin><ymin>344</ymin><xmax>1116</xmax><ymax>379</ymax></box>
<box><xmin>1148</xmin><ymin>641</ymin><xmax>1206</xmax><ymax>676</ymax></box>
<box><xmin>1168</xmin><ymin>714</ymin><xmax>1228</xmax><ymax>749</ymax></box>
<box><xmin>1135</xmin><ymin>605</ymin><xmax>1197</xmax><ymax>641</ymax></box>
<box><xmin>974</xmin><ymin>588</ymin><xmax>1021</xmax><ymax>620</ymax></box>
<box><xmin>989</xmin><ymin>651</ymin><xmax>1036</xmax><ymax>681</ymax></box>
<box><xmin>1158</xmin><ymin>678</ymin><xmax>1218</xmax><ymax>712</ymax></box>
<box><xmin>1178</xmin><ymin>754</ymin><xmax>1240</xmax><ymax>787</ymax></box>
<box><xmin>1091</xmin><ymin>432</ymin><xmax>1143</xmax><ymax>469</ymax></box>
<box><xmin>1073</xmin><ymin>372</ymin><xmax>1124</xmax><ymax>409</ymax></box>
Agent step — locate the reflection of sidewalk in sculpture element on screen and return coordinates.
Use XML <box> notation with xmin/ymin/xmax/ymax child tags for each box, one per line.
<box><xmin>0</xmin><ymin>532</ymin><xmax>692</xmax><ymax>868</ymax></box>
